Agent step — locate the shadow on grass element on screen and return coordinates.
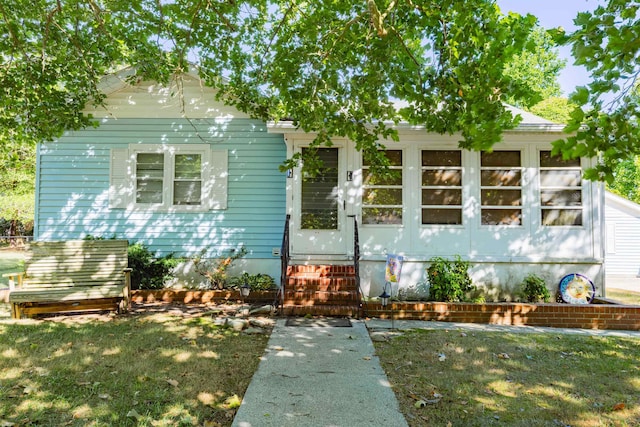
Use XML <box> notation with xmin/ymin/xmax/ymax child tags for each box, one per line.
<box><xmin>375</xmin><ymin>329</ymin><xmax>640</xmax><ymax>427</ymax></box>
<box><xmin>0</xmin><ymin>308</ymin><xmax>270</xmax><ymax>426</ymax></box>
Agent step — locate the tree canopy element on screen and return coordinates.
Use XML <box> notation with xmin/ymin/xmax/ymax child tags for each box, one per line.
<box><xmin>1</xmin><ymin>0</ymin><xmax>550</xmax><ymax>171</ymax></box>
<box><xmin>10</xmin><ymin>0</ymin><xmax>639</xmax><ymax>182</ymax></box>
<box><xmin>554</xmin><ymin>0</ymin><xmax>640</xmax><ymax>181</ymax></box>
<box><xmin>502</xmin><ymin>27</ymin><xmax>565</xmax><ymax>108</ymax></box>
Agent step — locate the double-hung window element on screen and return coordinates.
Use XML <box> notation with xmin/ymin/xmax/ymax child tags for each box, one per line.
<box><xmin>421</xmin><ymin>150</ymin><xmax>463</xmax><ymax>225</ymax></box>
<box><xmin>480</xmin><ymin>151</ymin><xmax>523</xmax><ymax>226</ymax></box>
<box><xmin>539</xmin><ymin>151</ymin><xmax>582</xmax><ymax>226</ymax></box>
<box><xmin>362</xmin><ymin>150</ymin><xmax>403</xmax><ymax>225</ymax></box>
<box><xmin>110</xmin><ymin>144</ymin><xmax>227</xmax><ymax>212</ymax></box>
<box><xmin>135</xmin><ymin>152</ymin><xmax>204</xmax><ymax>206</ymax></box>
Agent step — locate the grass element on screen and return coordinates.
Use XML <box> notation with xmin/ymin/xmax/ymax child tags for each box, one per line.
<box><xmin>0</xmin><ymin>311</ymin><xmax>269</xmax><ymax>426</ymax></box>
<box><xmin>374</xmin><ymin>328</ymin><xmax>640</xmax><ymax>427</ymax></box>
<box><xmin>0</xmin><ymin>248</ymin><xmax>25</xmax><ymax>287</ymax></box>
<box><xmin>606</xmin><ymin>288</ymin><xmax>640</xmax><ymax>305</ymax></box>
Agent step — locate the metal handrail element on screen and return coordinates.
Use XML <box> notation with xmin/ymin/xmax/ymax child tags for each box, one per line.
<box><xmin>349</xmin><ymin>215</ymin><xmax>364</xmax><ymax>317</ymax></box>
<box><xmin>277</xmin><ymin>214</ymin><xmax>291</xmax><ymax>312</ymax></box>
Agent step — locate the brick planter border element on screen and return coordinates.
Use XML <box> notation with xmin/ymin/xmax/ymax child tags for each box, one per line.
<box><xmin>110</xmin><ymin>290</ymin><xmax>640</xmax><ymax>331</ymax></box>
<box><xmin>363</xmin><ymin>301</ymin><xmax>640</xmax><ymax>331</ymax></box>
<box><xmin>131</xmin><ymin>289</ymin><xmax>277</xmax><ymax>305</ymax></box>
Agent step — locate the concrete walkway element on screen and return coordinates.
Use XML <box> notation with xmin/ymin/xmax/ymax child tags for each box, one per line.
<box><xmin>232</xmin><ymin>318</ymin><xmax>408</xmax><ymax>427</ymax></box>
<box><xmin>233</xmin><ymin>317</ymin><xmax>640</xmax><ymax>427</ymax></box>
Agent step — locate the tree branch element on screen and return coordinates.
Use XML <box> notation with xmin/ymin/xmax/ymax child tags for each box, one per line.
<box><xmin>42</xmin><ymin>0</ymin><xmax>62</xmax><ymax>72</ymax></box>
<box><xmin>257</xmin><ymin>3</ymin><xmax>296</xmax><ymax>79</ymax></box>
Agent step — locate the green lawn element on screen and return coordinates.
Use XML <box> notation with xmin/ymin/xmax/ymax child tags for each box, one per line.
<box><xmin>0</xmin><ymin>311</ymin><xmax>269</xmax><ymax>426</ymax></box>
<box><xmin>0</xmin><ymin>248</ymin><xmax>25</xmax><ymax>287</ymax></box>
<box><xmin>606</xmin><ymin>288</ymin><xmax>640</xmax><ymax>305</ymax></box>
<box><xmin>375</xmin><ymin>328</ymin><xmax>640</xmax><ymax>427</ymax></box>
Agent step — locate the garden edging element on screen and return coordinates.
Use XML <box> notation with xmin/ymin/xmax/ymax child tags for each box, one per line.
<box><xmin>363</xmin><ymin>300</ymin><xmax>640</xmax><ymax>331</ymax></box>
<box><xmin>131</xmin><ymin>290</ymin><xmax>640</xmax><ymax>331</ymax></box>
<box><xmin>131</xmin><ymin>289</ymin><xmax>277</xmax><ymax>305</ymax></box>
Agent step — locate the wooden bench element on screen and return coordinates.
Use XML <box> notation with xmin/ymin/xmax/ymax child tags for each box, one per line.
<box><xmin>4</xmin><ymin>240</ymin><xmax>131</xmax><ymax>319</ymax></box>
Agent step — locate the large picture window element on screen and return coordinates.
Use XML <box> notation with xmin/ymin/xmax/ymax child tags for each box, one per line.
<box><xmin>480</xmin><ymin>151</ymin><xmax>522</xmax><ymax>226</ymax></box>
<box><xmin>421</xmin><ymin>150</ymin><xmax>463</xmax><ymax>225</ymax></box>
<box><xmin>539</xmin><ymin>151</ymin><xmax>582</xmax><ymax>226</ymax></box>
<box><xmin>362</xmin><ymin>150</ymin><xmax>403</xmax><ymax>225</ymax></box>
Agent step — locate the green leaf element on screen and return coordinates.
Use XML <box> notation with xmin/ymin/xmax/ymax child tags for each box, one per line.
<box><xmin>570</xmin><ymin>87</ymin><xmax>590</xmax><ymax>105</ymax></box>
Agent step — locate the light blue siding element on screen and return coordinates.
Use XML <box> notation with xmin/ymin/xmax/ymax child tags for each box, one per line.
<box><xmin>35</xmin><ymin>118</ymin><xmax>287</xmax><ymax>258</ymax></box>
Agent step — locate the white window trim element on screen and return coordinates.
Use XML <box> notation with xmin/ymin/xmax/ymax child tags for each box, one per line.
<box><xmin>538</xmin><ymin>149</ymin><xmax>583</xmax><ymax>227</ymax></box>
<box><xmin>109</xmin><ymin>144</ymin><xmax>228</xmax><ymax>212</ymax></box>
<box><xmin>361</xmin><ymin>149</ymin><xmax>405</xmax><ymax>227</ymax></box>
<box><xmin>479</xmin><ymin>149</ymin><xmax>524</xmax><ymax>228</ymax></box>
<box><xmin>420</xmin><ymin>148</ymin><xmax>465</xmax><ymax>227</ymax></box>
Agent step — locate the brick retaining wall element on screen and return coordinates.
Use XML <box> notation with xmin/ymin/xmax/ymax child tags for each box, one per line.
<box><xmin>131</xmin><ymin>290</ymin><xmax>277</xmax><ymax>305</ymax></box>
<box><xmin>118</xmin><ymin>291</ymin><xmax>640</xmax><ymax>331</ymax></box>
<box><xmin>363</xmin><ymin>301</ymin><xmax>640</xmax><ymax>330</ymax></box>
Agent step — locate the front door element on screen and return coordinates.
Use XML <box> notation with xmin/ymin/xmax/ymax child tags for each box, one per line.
<box><xmin>292</xmin><ymin>146</ymin><xmax>347</xmax><ymax>256</ymax></box>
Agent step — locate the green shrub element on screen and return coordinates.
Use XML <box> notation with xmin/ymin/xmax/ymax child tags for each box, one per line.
<box><xmin>192</xmin><ymin>246</ymin><xmax>247</xmax><ymax>289</ymax></box>
<box><xmin>519</xmin><ymin>274</ymin><xmax>550</xmax><ymax>303</ymax></box>
<box><xmin>84</xmin><ymin>236</ymin><xmax>182</xmax><ymax>290</ymax></box>
<box><xmin>127</xmin><ymin>242</ymin><xmax>182</xmax><ymax>290</ymax></box>
<box><xmin>426</xmin><ymin>256</ymin><xmax>474</xmax><ymax>302</ymax></box>
<box><xmin>227</xmin><ymin>273</ymin><xmax>277</xmax><ymax>291</ymax></box>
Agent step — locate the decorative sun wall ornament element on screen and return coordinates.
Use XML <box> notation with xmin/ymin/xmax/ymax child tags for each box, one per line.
<box><xmin>558</xmin><ymin>274</ymin><xmax>595</xmax><ymax>304</ymax></box>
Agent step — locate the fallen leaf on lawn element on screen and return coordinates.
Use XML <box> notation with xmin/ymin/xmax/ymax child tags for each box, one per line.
<box><xmin>126</xmin><ymin>409</ymin><xmax>141</xmax><ymax>419</ymax></box>
<box><xmin>224</xmin><ymin>394</ymin><xmax>242</xmax><ymax>409</ymax></box>
<box><xmin>167</xmin><ymin>379</ymin><xmax>179</xmax><ymax>387</ymax></box>
<box><xmin>414</xmin><ymin>397</ymin><xmax>441</xmax><ymax>408</ymax></box>
<box><xmin>23</xmin><ymin>386</ymin><xmax>35</xmax><ymax>395</ymax></box>
<box><xmin>613</xmin><ymin>403</ymin><xmax>626</xmax><ymax>411</ymax></box>
<box><xmin>204</xmin><ymin>421</ymin><xmax>221</xmax><ymax>427</ymax></box>
<box><xmin>98</xmin><ymin>393</ymin><xmax>111</xmax><ymax>400</ymax></box>
<box><xmin>76</xmin><ymin>381</ymin><xmax>91</xmax><ymax>386</ymax></box>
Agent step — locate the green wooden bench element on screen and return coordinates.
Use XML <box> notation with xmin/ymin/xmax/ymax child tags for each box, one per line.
<box><xmin>4</xmin><ymin>240</ymin><xmax>131</xmax><ymax>319</ymax></box>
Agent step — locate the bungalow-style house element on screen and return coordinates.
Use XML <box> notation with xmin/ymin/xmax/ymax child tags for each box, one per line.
<box><xmin>33</xmin><ymin>70</ymin><xmax>605</xmax><ymax>313</ymax></box>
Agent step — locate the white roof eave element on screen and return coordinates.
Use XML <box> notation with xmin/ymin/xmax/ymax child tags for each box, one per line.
<box><xmin>266</xmin><ymin>120</ymin><xmax>566</xmax><ymax>134</ymax></box>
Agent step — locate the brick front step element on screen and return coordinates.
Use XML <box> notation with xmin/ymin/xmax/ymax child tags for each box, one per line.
<box><xmin>282</xmin><ymin>264</ymin><xmax>361</xmax><ymax>318</ymax></box>
<box><xmin>280</xmin><ymin>304</ymin><xmax>362</xmax><ymax>317</ymax></box>
<box><xmin>287</xmin><ymin>277</ymin><xmax>357</xmax><ymax>292</ymax></box>
<box><xmin>283</xmin><ymin>290</ymin><xmax>359</xmax><ymax>306</ymax></box>
<box><xmin>286</xmin><ymin>264</ymin><xmax>355</xmax><ymax>277</ymax></box>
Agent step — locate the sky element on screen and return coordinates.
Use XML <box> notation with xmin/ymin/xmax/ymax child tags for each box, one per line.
<box><xmin>496</xmin><ymin>0</ymin><xmax>604</xmax><ymax>96</ymax></box>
